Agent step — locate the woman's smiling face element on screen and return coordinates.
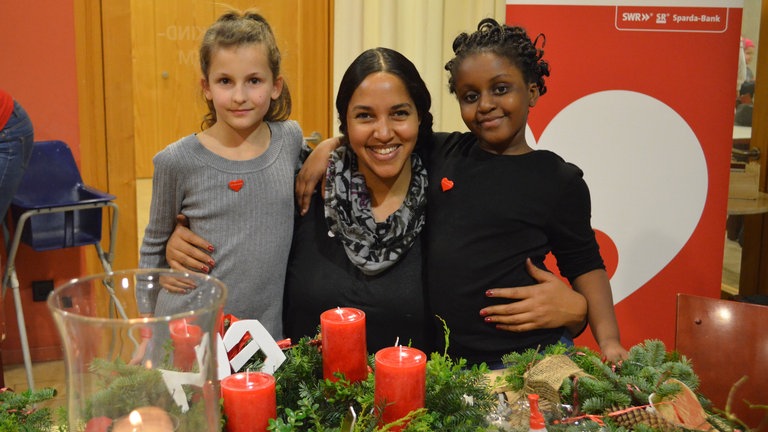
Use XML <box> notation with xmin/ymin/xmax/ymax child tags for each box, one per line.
<box><xmin>346</xmin><ymin>72</ymin><xmax>420</xmax><ymax>183</ymax></box>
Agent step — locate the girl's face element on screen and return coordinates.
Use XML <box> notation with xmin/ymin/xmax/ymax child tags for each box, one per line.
<box><xmin>453</xmin><ymin>52</ymin><xmax>539</xmax><ymax>155</ymax></box>
<box><xmin>346</xmin><ymin>72</ymin><xmax>420</xmax><ymax>184</ymax></box>
<box><xmin>202</xmin><ymin>43</ymin><xmax>282</xmax><ymax>135</ymax></box>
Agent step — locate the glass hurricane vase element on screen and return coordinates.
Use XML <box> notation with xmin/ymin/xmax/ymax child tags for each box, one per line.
<box><xmin>47</xmin><ymin>268</ymin><xmax>227</xmax><ymax>432</ymax></box>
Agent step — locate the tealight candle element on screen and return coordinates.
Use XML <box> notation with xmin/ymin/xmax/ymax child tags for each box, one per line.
<box><xmin>111</xmin><ymin>406</ymin><xmax>174</xmax><ymax>432</ymax></box>
<box><xmin>374</xmin><ymin>345</ymin><xmax>427</xmax><ymax>431</ymax></box>
<box><xmin>320</xmin><ymin>307</ymin><xmax>368</xmax><ymax>382</ymax></box>
<box><xmin>169</xmin><ymin>318</ymin><xmax>203</xmax><ymax>371</ymax></box>
<box><xmin>220</xmin><ymin>372</ymin><xmax>276</xmax><ymax>432</ymax></box>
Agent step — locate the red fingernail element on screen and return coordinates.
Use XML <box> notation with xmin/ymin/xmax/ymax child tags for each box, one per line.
<box><xmin>201</xmin><ymin>265</ymin><xmax>210</xmax><ymax>273</ymax></box>
<box><xmin>484</xmin><ymin>317</ymin><xmax>493</xmax><ymax>323</ymax></box>
<box><xmin>485</xmin><ymin>290</ymin><xmax>494</xmax><ymax>297</ymax></box>
<box><xmin>208</xmin><ymin>259</ymin><xmax>215</xmax><ymax>267</ymax></box>
<box><xmin>207</xmin><ymin>245</ymin><xmax>215</xmax><ymax>252</ymax></box>
<box><xmin>479</xmin><ymin>310</ymin><xmax>487</xmax><ymax>316</ymax></box>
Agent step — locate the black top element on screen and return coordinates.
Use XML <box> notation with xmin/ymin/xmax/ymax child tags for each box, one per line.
<box><xmin>283</xmin><ymin>190</ymin><xmax>433</xmax><ymax>354</ymax></box>
<box><xmin>425</xmin><ymin>132</ymin><xmax>604</xmax><ymax>365</ymax></box>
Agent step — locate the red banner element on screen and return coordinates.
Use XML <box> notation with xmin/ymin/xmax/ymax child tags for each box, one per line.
<box><xmin>506</xmin><ymin>1</ymin><xmax>742</xmax><ymax>350</ymax></box>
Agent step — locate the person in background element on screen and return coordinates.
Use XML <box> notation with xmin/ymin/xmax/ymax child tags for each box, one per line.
<box><xmin>735</xmin><ymin>80</ymin><xmax>755</xmax><ymax>127</ymax></box>
<box><xmin>0</xmin><ymin>89</ymin><xmax>34</xmax><ymax>227</ymax></box>
<box><xmin>742</xmin><ymin>37</ymin><xmax>755</xmax><ymax>83</ymax></box>
<box><xmin>139</xmin><ymin>10</ymin><xmax>302</xmax><ymax>339</ymax></box>
<box><xmin>726</xmin><ymin>80</ymin><xmax>756</xmax><ymax>246</ymax></box>
<box><xmin>736</xmin><ymin>36</ymin><xmax>755</xmax><ymax>104</ymax></box>
<box><xmin>0</xmin><ymin>89</ymin><xmax>34</xmax><ymax>357</ymax></box>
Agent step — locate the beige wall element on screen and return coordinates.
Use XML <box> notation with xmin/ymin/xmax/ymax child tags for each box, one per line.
<box><xmin>741</xmin><ymin>0</ymin><xmax>761</xmax><ymax>72</ymax></box>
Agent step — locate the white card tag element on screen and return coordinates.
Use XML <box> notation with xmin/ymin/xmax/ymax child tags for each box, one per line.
<box><xmin>159</xmin><ymin>334</ymin><xmax>208</xmax><ymax>412</ymax></box>
<box><xmin>217</xmin><ymin>319</ymin><xmax>287</xmax><ymax>379</ymax></box>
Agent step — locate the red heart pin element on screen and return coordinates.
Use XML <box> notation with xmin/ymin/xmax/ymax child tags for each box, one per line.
<box><xmin>228</xmin><ymin>179</ymin><xmax>244</xmax><ymax>192</ymax></box>
<box><xmin>440</xmin><ymin>177</ymin><xmax>454</xmax><ymax>192</ymax></box>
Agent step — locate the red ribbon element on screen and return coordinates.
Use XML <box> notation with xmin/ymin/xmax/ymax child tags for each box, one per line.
<box><xmin>218</xmin><ymin>314</ymin><xmax>252</xmax><ymax>361</ymax></box>
<box><xmin>217</xmin><ymin>314</ymin><xmax>292</xmax><ymax>361</ymax></box>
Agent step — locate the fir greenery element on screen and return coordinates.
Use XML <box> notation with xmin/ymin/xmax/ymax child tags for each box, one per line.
<box><xmin>214</xmin><ymin>323</ymin><xmax>746</xmax><ymax>431</ymax></box>
<box><xmin>266</xmin><ymin>336</ymin><xmax>500</xmax><ymax>431</ymax></box>
<box><xmin>77</xmin><ymin>354</ymin><xmax>211</xmax><ymax>431</ymax></box>
<box><xmin>499</xmin><ymin>340</ymin><xmax>737</xmax><ymax>431</ymax></box>
<box><xmin>0</xmin><ymin>387</ymin><xmax>57</xmax><ymax>431</ymax></box>
<box><xmin>25</xmin><ymin>326</ymin><xmax>744</xmax><ymax>431</ymax></box>
<box><xmin>85</xmin><ymin>357</ymin><xmax>172</xmax><ymax>420</ymax></box>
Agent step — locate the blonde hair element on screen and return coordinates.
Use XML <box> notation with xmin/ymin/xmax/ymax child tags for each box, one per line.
<box><xmin>199</xmin><ymin>10</ymin><xmax>291</xmax><ymax>129</ymax></box>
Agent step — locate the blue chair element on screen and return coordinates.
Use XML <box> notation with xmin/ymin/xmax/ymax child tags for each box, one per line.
<box><xmin>1</xmin><ymin>140</ymin><xmax>118</xmax><ymax>391</ymax></box>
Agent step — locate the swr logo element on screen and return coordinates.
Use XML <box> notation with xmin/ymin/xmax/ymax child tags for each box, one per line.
<box><xmin>622</xmin><ymin>12</ymin><xmax>652</xmax><ymax>22</ymax></box>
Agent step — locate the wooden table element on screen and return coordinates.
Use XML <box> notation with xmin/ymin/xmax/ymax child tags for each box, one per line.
<box><xmin>727</xmin><ymin>192</ymin><xmax>768</xmax><ymax>215</ymax></box>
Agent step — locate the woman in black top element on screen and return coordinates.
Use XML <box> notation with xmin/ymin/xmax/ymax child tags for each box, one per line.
<box><xmin>283</xmin><ymin>48</ymin><xmax>434</xmax><ymax>352</ymax></box>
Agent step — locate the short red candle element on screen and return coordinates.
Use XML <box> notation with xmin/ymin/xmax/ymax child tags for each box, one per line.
<box><xmin>374</xmin><ymin>346</ymin><xmax>427</xmax><ymax>431</ymax></box>
<box><xmin>169</xmin><ymin>318</ymin><xmax>203</xmax><ymax>371</ymax></box>
<box><xmin>220</xmin><ymin>372</ymin><xmax>276</xmax><ymax>432</ymax></box>
<box><xmin>320</xmin><ymin>307</ymin><xmax>368</xmax><ymax>382</ymax></box>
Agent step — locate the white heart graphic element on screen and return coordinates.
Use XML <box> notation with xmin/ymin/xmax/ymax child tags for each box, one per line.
<box><xmin>529</xmin><ymin>90</ymin><xmax>708</xmax><ymax>303</ymax></box>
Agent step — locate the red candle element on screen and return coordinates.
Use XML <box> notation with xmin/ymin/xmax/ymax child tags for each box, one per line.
<box><xmin>374</xmin><ymin>346</ymin><xmax>427</xmax><ymax>431</ymax></box>
<box><xmin>169</xmin><ymin>318</ymin><xmax>203</xmax><ymax>371</ymax></box>
<box><xmin>320</xmin><ymin>307</ymin><xmax>368</xmax><ymax>382</ymax></box>
<box><xmin>220</xmin><ymin>372</ymin><xmax>276</xmax><ymax>432</ymax></box>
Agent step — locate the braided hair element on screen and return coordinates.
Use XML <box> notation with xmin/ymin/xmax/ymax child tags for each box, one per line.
<box><xmin>199</xmin><ymin>10</ymin><xmax>292</xmax><ymax>129</ymax></box>
<box><xmin>445</xmin><ymin>18</ymin><xmax>549</xmax><ymax>97</ymax></box>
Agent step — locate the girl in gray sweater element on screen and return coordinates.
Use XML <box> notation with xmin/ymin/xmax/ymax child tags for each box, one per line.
<box><xmin>139</xmin><ymin>11</ymin><xmax>302</xmax><ymax>339</ymax></box>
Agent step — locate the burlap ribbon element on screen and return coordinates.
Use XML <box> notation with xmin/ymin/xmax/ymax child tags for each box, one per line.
<box><xmin>523</xmin><ymin>354</ymin><xmax>589</xmax><ymax>403</ymax></box>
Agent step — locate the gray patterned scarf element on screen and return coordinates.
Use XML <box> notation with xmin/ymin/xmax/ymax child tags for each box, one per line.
<box><xmin>324</xmin><ymin>145</ymin><xmax>427</xmax><ymax>275</ymax></box>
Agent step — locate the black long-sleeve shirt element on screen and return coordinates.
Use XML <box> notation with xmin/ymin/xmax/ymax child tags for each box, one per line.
<box><xmin>425</xmin><ymin>132</ymin><xmax>604</xmax><ymax>365</ymax></box>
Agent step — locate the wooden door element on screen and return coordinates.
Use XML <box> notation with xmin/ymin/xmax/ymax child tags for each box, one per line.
<box><xmin>76</xmin><ymin>0</ymin><xmax>332</xmax><ymax>272</ymax></box>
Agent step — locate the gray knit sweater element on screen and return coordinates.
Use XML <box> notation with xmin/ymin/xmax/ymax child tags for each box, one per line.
<box><xmin>139</xmin><ymin>120</ymin><xmax>303</xmax><ymax>338</ymax></box>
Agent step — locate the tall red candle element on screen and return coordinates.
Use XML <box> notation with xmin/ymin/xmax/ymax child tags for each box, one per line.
<box><xmin>220</xmin><ymin>372</ymin><xmax>276</xmax><ymax>432</ymax></box>
<box><xmin>169</xmin><ymin>318</ymin><xmax>203</xmax><ymax>371</ymax></box>
<box><xmin>320</xmin><ymin>307</ymin><xmax>368</xmax><ymax>382</ymax></box>
<box><xmin>374</xmin><ymin>346</ymin><xmax>427</xmax><ymax>431</ymax></box>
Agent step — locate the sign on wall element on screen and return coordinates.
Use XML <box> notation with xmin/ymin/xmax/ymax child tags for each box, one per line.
<box><xmin>506</xmin><ymin>1</ymin><xmax>743</xmax><ymax>349</ymax></box>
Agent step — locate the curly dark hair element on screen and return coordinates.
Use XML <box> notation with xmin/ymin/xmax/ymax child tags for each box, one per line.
<box><xmin>445</xmin><ymin>18</ymin><xmax>550</xmax><ymax>96</ymax></box>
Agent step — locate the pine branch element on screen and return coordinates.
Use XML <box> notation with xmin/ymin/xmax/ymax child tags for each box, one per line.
<box><xmin>0</xmin><ymin>387</ymin><xmax>57</xmax><ymax>431</ymax></box>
